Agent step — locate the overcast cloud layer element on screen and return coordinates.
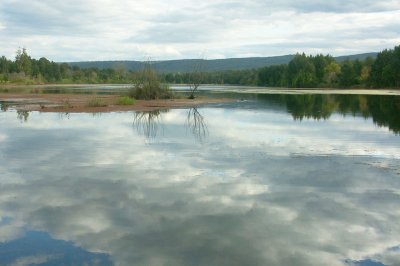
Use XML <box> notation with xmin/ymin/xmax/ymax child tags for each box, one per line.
<box><xmin>0</xmin><ymin>0</ymin><xmax>400</xmax><ymax>61</ymax></box>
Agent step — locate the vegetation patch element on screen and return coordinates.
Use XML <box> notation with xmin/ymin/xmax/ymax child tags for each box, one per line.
<box><xmin>86</xmin><ymin>97</ymin><xmax>107</xmax><ymax>107</ymax></box>
<box><xmin>116</xmin><ymin>96</ymin><xmax>135</xmax><ymax>105</ymax></box>
<box><xmin>128</xmin><ymin>64</ymin><xmax>174</xmax><ymax>100</ymax></box>
<box><xmin>62</xmin><ymin>99</ymin><xmax>73</xmax><ymax>109</ymax></box>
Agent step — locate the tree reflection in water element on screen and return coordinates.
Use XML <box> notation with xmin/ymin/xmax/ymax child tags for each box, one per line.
<box><xmin>132</xmin><ymin>108</ymin><xmax>209</xmax><ymax>141</ymax></box>
<box><xmin>17</xmin><ymin>110</ymin><xmax>29</xmax><ymax>123</ymax></box>
<box><xmin>132</xmin><ymin>109</ymin><xmax>168</xmax><ymax>139</ymax></box>
<box><xmin>0</xmin><ymin>102</ymin><xmax>9</xmax><ymax>112</ymax></box>
<box><xmin>255</xmin><ymin>94</ymin><xmax>400</xmax><ymax>134</ymax></box>
<box><xmin>186</xmin><ymin>107</ymin><xmax>208</xmax><ymax>142</ymax></box>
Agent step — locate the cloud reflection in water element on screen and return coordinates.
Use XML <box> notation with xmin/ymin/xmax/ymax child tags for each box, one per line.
<box><xmin>0</xmin><ymin>106</ymin><xmax>399</xmax><ymax>266</ymax></box>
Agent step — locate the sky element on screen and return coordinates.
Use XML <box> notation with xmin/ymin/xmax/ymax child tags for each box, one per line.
<box><xmin>0</xmin><ymin>0</ymin><xmax>399</xmax><ymax>61</ymax></box>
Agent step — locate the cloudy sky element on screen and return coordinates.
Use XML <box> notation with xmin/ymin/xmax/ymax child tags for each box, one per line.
<box><xmin>0</xmin><ymin>0</ymin><xmax>399</xmax><ymax>61</ymax></box>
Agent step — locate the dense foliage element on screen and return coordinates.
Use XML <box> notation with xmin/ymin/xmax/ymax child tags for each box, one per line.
<box><xmin>69</xmin><ymin>56</ymin><xmax>297</xmax><ymax>72</ymax></box>
<box><xmin>161</xmin><ymin>46</ymin><xmax>399</xmax><ymax>88</ymax></box>
<box><xmin>161</xmin><ymin>54</ymin><xmax>375</xmax><ymax>88</ymax></box>
<box><xmin>369</xmin><ymin>46</ymin><xmax>400</xmax><ymax>88</ymax></box>
<box><xmin>1</xmin><ymin>46</ymin><xmax>399</xmax><ymax>88</ymax></box>
<box><xmin>0</xmin><ymin>48</ymin><xmax>135</xmax><ymax>84</ymax></box>
<box><xmin>160</xmin><ymin>69</ymin><xmax>259</xmax><ymax>86</ymax></box>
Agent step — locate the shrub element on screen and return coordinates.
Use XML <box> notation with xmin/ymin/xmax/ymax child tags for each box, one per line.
<box><xmin>8</xmin><ymin>72</ymin><xmax>32</xmax><ymax>84</ymax></box>
<box><xmin>116</xmin><ymin>96</ymin><xmax>135</xmax><ymax>105</ymax></box>
<box><xmin>128</xmin><ymin>64</ymin><xmax>174</xmax><ymax>100</ymax></box>
<box><xmin>86</xmin><ymin>97</ymin><xmax>107</xmax><ymax>107</ymax></box>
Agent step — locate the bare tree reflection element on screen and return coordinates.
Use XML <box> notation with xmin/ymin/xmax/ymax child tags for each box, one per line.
<box><xmin>91</xmin><ymin>112</ymin><xmax>102</xmax><ymax>118</ymax></box>
<box><xmin>133</xmin><ymin>108</ymin><xmax>208</xmax><ymax>141</ymax></box>
<box><xmin>186</xmin><ymin>108</ymin><xmax>208</xmax><ymax>142</ymax></box>
<box><xmin>17</xmin><ymin>110</ymin><xmax>29</xmax><ymax>122</ymax></box>
<box><xmin>58</xmin><ymin>112</ymin><xmax>71</xmax><ymax>120</ymax></box>
<box><xmin>133</xmin><ymin>110</ymin><xmax>168</xmax><ymax>138</ymax></box>
<box><xmin>1</xmin><ymin>102</ymin><xmax>9</xmax><ymax>112</ymax></box>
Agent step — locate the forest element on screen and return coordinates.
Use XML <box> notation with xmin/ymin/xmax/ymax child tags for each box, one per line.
<box><xmin>0</xmin><ymin>45</ymin><xmax>399</xmax><ymax>88</ymax></box>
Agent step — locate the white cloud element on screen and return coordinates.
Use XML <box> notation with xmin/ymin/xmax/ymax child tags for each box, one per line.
<box><xmin>0</xmin><ymin>133</ymin><xmax>6</xmax><ymax>142</ymax></box>
<box><xmin>9</xmin><ymin>255</ymin><xmax>54</xmax><ymax>266</ymax></box>
<box><xmin>0</xmin><ymin>0</ymin><xmax>399</xmax><ymax>60</ymax></box>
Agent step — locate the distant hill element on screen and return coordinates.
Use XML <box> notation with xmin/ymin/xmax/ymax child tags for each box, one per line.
<box><xmin>334</xmin><ymin>52</ymin><xmax>378</xmax><ymax>62</ymax></box>
<box><xmin>67</xmin><ymin>53</ymin><xmax>378</xmax><ymax>73</ymax></box>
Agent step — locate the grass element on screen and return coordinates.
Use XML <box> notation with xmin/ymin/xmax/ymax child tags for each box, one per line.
<box><xmin>86</xmin><ymin>97</ymin><xmax>107</xmax><ymax>107</ymax></box>
<box><xmin>62</xmin><ymin>99</ymin><xmax>73</xmax><ymax>109</ymax></box>
<box><xmin>116</xmin><ymin>96</ymin><xmax>135</xmax><ymax>105</ymax></box>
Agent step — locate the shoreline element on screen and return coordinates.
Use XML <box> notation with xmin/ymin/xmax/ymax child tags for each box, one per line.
<box><xmin>0</xmin><ymin>83</ymin><xmax>131</xmax><ymax>88</ymax></box>
<box><xmin>2</xmin><ymin>83</ymin><xmax>400</xmax><ymax>88</ymax></box>
<box><xmin>216</xmin><ymin>88</ymin><xmax>400</xmax><ymax>96</ymax></box>
<box><xmin>0</xmin><ymin>93</ymin><xmax>232</xmax><ymax>113</ymax></box>
<box><xmin>1</xmin><ymin>84</ymin><xmax>399</xmax><ymax>113</ymax></box>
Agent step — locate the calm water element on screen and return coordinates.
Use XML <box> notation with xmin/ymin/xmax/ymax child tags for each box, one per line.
<box><xmin>0</xmin><ymin>92</ymin><xmax>400</xmax><ymax>266</ymax></box>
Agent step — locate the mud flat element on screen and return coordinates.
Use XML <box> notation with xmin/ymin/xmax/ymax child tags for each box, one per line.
<box><xmin>0</xmin><ymin>93</ymin><xmax>232</xmax><ymax>113</ymax></box>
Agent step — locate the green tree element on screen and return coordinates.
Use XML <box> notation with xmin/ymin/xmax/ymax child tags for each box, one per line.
<box><xmin>324</xmin><ymin>62</ymin><xmax>341</xmax><ymax>85</ymax></box>
<box><xmin>0</xmin><ymin>56</ymin><xmax>10</xmax><ymax>74</ymax></box>
<box><xmin>338</xmin><ymin>60</ymin><xmax>357</xmax><ymax>87</ymax></box>
<box><xmin>312</xmin><ymin>54</ymin><xmax>334</xmax><ymax>85</ymax></box>
<box><xmin>360</xmin><ymin>57</ymin><xmax>374</xmax><ymax>84</ymax></box>
<box><xmin>369</xmin><ymin>46</ymin><xmax>400</xmax><ymax>88</ymax></box>
<box><xmin>258</xmin><ymin>65</ymin><xmax>288</xmax><ymax>87</ymax></box>
<box><xmin>288</xmin><ymin>54</ymin><xmax>317</xmax><ymax>88</ymax></box>
<box><xmin>15</xmin><ymin>48</ymin><xmax>32</xmax><ymax>76</ymax></box>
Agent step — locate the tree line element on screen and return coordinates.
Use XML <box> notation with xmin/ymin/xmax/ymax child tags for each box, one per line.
<box><xmin>1</xmin><ymin>46</ymin><xmax>399</xmax><ymax>88</ymax></box>
<box><xmin>161</xmin><ymin>45</ymin><xmax>399</xmax><ymax>88</ymax></box>
<box><xmin>257</xmin><ymin>47</ymin><xmax>400</xmax><ymax>88</ymax></box>
<box><xmin>0</xmin><ymin>48</ymin><xmax>135</xmax><ymax>84</ymax></box>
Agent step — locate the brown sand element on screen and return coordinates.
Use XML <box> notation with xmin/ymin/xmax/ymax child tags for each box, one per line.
<box><xmin>0</xmin><ymin>93</ymin><xmax>232</xmax><ymax>113</ymax></box>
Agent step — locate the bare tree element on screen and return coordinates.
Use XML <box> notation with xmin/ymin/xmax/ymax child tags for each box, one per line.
<box><xmin>188</xmin><ymin>53</ymin><xmax>206</xmax><ymax>99</ymax></box>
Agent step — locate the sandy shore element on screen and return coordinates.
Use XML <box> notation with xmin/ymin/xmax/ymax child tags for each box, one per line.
<box><xmin>0</xmin><ymin>93</ymin><xmax>232</xmax><ymax>113</ymax></box>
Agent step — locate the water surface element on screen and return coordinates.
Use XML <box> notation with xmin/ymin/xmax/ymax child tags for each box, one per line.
<box><xmin>0</xmin><ymin>92</ymin><xmax>399</xmax><ymax>266</ymax></box>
